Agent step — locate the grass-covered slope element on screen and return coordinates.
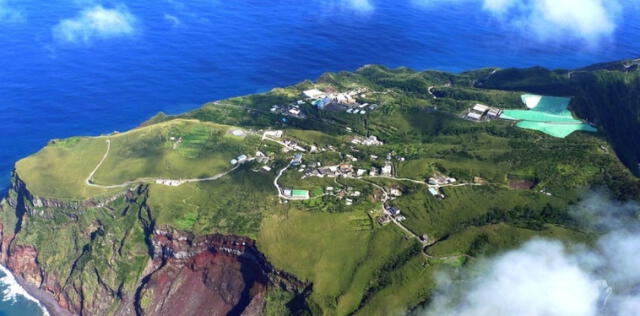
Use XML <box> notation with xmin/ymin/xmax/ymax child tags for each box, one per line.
<box><xmin>15</xmin><ymin>136</ymin><xmax>117</xmax><ymax>199</ymax></box>
<box><xmin>5</xmin><ymin>58</ymin><xmax>640</xmax><ymax>316</ymax></box>
<box><xmin>16</xmin><ymin>119</ymin><xmax>258</xmax><ymax>199</ymax></box>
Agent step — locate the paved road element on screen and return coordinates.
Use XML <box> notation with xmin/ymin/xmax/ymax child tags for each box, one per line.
<box><xmin>85</xmin><ymin>139</ymin><xmax>119</xmax><ymax>188</ymax></box>
<box><xmin>366</xmin><ymin>175</ymin><xmax>482</xmax><ymax>189</ymax></box>
<box><xmin>273</xmin><ymin>164</ymin><xmax>290</xmax><ymax>199</ymax></box>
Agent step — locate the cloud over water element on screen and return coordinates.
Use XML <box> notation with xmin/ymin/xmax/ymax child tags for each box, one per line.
<box><xmin>53</xmin><ymin>5</ymin><xmax>137</xmax><ymax>44</ymax></box>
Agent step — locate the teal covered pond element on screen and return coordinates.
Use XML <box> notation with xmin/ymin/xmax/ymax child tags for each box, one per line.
<box><xmin>501</xmin><ymin>95</ymin><xmax>597</xmax><ymax>138</ymax></box>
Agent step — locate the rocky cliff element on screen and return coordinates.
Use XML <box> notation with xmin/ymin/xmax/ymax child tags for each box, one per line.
<box><xmin>0</xmin><ymin>173</ymin><xmax>306</xmax><ymax>316</ymax></box>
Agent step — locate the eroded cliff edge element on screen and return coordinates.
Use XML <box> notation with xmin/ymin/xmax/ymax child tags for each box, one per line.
<box><xmin>0</xmin><ymin>173</ymin><xmax>307</xmax><ymax>316</ymax></box>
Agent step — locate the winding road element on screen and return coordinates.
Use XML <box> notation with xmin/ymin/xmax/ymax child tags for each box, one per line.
<box><xmin>273</xmin><ymin>164</ymin><xmax>290</xmax><ymax>199</ymax></box>
<box><xmin>85</xmin><ymin>138</ymin><xmax>243</xmax><ymax>189</ymax></box>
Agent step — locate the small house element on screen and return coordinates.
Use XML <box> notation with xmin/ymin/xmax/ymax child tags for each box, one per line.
<box><xmin>339</xmin><ymin>164</ymin><xmax>353</xmax><ymax>173</ymax></box>
<box><xmin>291</xmin><ymin>153</ymin><xmax>303</xmax><ymax>166</ymax></box>
<box><xmin>387</xmin><ymin>207</ymin><xmax>401</xmax><ymax>217</ymax></box>
<box><xmin>381</xmin><ymin>164</ymin><xmax>392</xmax><ymax>176</ymax></box>
<box><xmin>289</xmin><ymin>108</ymin><xmax>301</xmax><ymax>115</ymax></box>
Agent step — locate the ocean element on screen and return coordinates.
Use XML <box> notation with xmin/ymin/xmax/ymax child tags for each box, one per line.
<box><xmin>0</xmin><ymin>0</ymin><xmax>638</xmax><ymax>314</ymax></box>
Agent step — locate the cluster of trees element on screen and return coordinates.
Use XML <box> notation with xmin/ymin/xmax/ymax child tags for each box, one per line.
<box><xmin>463</xmin><ymin>204</ymin><xmax>572</xmax><ymax>231</ymax></box>
<box><xmin>357</xmin><ymin>242</ymin><xmax>423</xmax><ymax>311</ymax></box>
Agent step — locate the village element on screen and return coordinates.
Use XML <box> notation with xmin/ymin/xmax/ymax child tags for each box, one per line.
<box><xmin>261</xmin><ymin>132</ymin><xmax>467</xmax><ymax>233</ymax></box>
<box><xmin>269</xmin><ymin>87</ymin><xmax>381</xmax><ymax>120</ymax></box>
<box><xmin>149</xmin><ymin>89</ymin><xmax>501</xmax><ymax>247</ymax></box>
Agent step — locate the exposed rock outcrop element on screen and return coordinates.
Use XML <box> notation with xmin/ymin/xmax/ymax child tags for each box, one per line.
<box><xmin>0</xmin><ymin>174</ymin><xmax>308</xmax><ymax>316</ymax></box>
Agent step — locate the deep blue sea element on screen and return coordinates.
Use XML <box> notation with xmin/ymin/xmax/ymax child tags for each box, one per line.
<box><xmin>0</xmin><ymin>0</ymin><xmax>639</xmax><ymax>314</ymax></box>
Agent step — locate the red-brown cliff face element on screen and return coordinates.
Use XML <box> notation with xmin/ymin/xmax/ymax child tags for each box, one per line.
<box><xmin>0</xmin><ymin>177</ymin><xmax>307</xmax><ymax>316</ymax></box>
<box><xmin>6</xmin><ymin>244</ymin><xmax>43</xmax><ymax>287</ymax></box>
<box><xmin>134</xmin><ymin>230</ymin><xmax>274</xmax><ymax>316</ymax></box>
<box><xmin>138</xmin><ymin>250</ymin><xmax>266</xmax><ymax>315</ymax></box>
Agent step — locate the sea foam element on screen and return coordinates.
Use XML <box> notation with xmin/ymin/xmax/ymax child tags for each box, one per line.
<box><xmin>0</xmin><ymin>265</ymin><xmax>49</xmax><ymax>316</ymax></box>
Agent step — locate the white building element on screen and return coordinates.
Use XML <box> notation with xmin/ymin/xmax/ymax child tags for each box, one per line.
<box><xmin>303</xmin><ymin>89</ymin><xmax>325</xmax><ymax>99</ymax></box>
<box><xmin>264</xmin><ymin>130</ymin><xmax>283</xmax><ymax>138</ymax></box>
<box><xmin>289</xmin><ymin>108</ymin><xmax>301</xmax><ymax>115</ymax></box>
<box><xmin>473</xmin><ymin>104</ymin><xmax>489</xmax><ymax>114</ymax></box>
<box><xmin>466</xmin><ymin>112</ymin><xmax>483</xmax><ymax>121</ymax></box>
<box><xmin>487</xmin><ymin>108</ymin><xmax>502</xmax><ymax>118</ymax></box>
<box><xmin>382</xmin><ymin>164</ymin><xmax>392</xmax><ymax>176</ymax></box>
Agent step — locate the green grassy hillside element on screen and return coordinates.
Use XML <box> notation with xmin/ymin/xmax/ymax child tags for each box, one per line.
<box><xmin>5</xmin><ymin>59</ymin><xmax>640</xmax><ymax>316</ymax></box>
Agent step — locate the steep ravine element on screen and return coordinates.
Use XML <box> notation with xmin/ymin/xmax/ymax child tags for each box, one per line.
<box><xmin>0</xmin><ymin>173</ymin><xmax>307</xmax><ymax>316</ymax></box>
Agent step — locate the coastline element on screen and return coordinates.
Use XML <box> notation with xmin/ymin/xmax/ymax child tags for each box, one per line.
<box><xmin>0</xmin><ymin>265</ymin><xmax>71</xmax><ymax>316</ymax></box>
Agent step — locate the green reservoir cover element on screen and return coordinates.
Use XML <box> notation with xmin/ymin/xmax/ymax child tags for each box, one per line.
<box><xmin>502</xmin><ymin>94</ymin><xmax>597</xmax><ymax>138</ymax></box>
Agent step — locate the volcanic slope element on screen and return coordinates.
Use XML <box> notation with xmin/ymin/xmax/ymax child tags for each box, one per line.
<box><xmin>2</xmin><ymin>59</ymin><xmax>640</xmax><ymax>315</ymax></box>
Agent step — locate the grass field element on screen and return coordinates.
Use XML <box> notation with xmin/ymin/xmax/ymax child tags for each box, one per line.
<box><xmin>148</xmin><ymin>167</ymin><xmax>276</xmax><ymax>237</ymax></box>
<box><xmin>258</xmin><ymin>208</ymin><xmax>433</xmax><ymax>315</ymax></box>
<box><xmin>392</xmin><ymin>185</ymin><xmax>561</xmax><ymax>239</ymax></box>
<box><xmin>92</xmin><ymin>120</ymin><xmax>258</xmax><ymax>185</ymax></box>
<box><xmin>426</xmin><ymin>223</ymin><xmax>592</xmax><ymax>258</ymax></box>
<box><xmin>15</xmin><ymin>119</ymin><xmax>259</xmax><ymax>199</ymax></box>
<box><xmin>15</xmin><ymin>136</ymin><xmax>117</xmax><ymax>199</ymax></box>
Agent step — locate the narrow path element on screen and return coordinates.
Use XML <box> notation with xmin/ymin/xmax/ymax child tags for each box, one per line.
<box><xmin>427</xmin><ymin>86</ymin><xmax>437</xmax><ymax>99</ymax></box>
<box><xmin>182</xmin><ymin>164</ymin><xmax>241</xmax><ymax>184</ymax></box>
<box><xmin>262</xmin><ymin>136</ymin><xmax>293</xmax><ymax>150</ymax></box>
<box><xmin>365</xmin><ymin>175</ymin><xmax>482</xmax><ymax>189</ymax></box>
<box><xmin>273</xmin><ymin>164</ymin><xmax>289</xmax><ymax>199</ymax></box>
<box><xmin>353</xmin><ymin>178</ymin><xmax>428</xmax><ymax>245</ymax></box>
<box><xmin>85</xmin><ymin>138</ymin><xmax>244</xmax><ymax>189</ymax></box>
<box><xmin>85</xmin><ymin>139</ymin><xmax>112</xmax><ymax>187</ymax></box>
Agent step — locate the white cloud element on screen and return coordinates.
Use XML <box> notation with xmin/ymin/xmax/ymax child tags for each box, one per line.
<box><xmin>413</xmin><ymin>0</ymin><xmax>629</xmax><ymax>44</ymax></box>
<box><xmin>0</xmin><ymin>0</ymin><xmax>24</xmax><ymax>23</ymax></box>
<box><xmin>426</xmin><ymin>240</ymin><xmax>602</xmax><ymax>316</ymax></box>
<box><xmin>421</xmin><ymin>193</ymin><xmax>640</xmax><ymax>316</ymax></box>
<box><xmin>53</xmin><ymin>5</ymin><xmax>137</xmax><ymax>44</ymax></box>
<box><xmin>483</xmin><ymin>0</ymin><xmax>620</xmax><ymax>43</ymax></box>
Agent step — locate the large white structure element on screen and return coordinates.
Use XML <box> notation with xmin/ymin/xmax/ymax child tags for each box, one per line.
<box><xmin>263</xmin><ymin>130</ymin><xmax>283</xmax><ymax>138</ymax></box>
<box><xmin>473</xmin><ymin>104</ymin><xmax>489</xmax><ymax>114</ymax></box>
<box><xmin>466</xmin><ymin>112</ymin><xmax>483</xmax><ymax>121</ymax></box>
<box><xmin>303</xmin><ymin>89</ymin><xmax>325</xmax><ymax>99</ymax></box>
